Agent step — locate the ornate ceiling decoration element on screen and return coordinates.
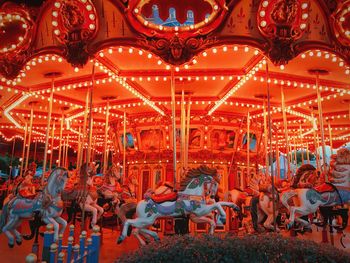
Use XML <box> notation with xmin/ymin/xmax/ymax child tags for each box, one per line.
<box><xmin>51</xmin><ymin>0</ymin><xmax>98</xmax><ymax>67</ymax></box>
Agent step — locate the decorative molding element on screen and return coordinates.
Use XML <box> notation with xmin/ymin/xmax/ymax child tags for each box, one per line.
<box><xmin>51</xmin><ymin>0</ymin><xmax>98</xmax><ymax>67</ymax></box>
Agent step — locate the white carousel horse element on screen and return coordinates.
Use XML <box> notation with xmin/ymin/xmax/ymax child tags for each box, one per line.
<box><xmin>281</xmin><ymin>149</ymin><xmax>350</xmax><ymax>230</ymax></box>
<box><xmin>131</xmin><ymin>181</ymin><xmax>220</xmax><ymax>245</ymax></box>
<box><xmin>0</xmin><ymin>167</ymin><xmax>68</xmax><ymax>247</ymax></box>
<box><xmin>115</xmin><ymin>172</ymin><xmax>139</xmax><ymax>224</ymax></box>
<box><xmin>117</xmin><ymin>165</ymin><xmax>240</xmax><ymax>244</ymax></box>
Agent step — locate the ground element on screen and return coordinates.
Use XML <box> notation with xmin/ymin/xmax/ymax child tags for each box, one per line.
<box><xmin>0</xmin><ymin>221</ymin><xmax>349</xmax><ymax>262</ymax></box>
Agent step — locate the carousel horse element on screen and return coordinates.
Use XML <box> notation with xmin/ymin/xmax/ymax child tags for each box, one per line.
<box><xmin>225</xmin><ymin>174</ymin><xmax>263</xmax><ymax>233</ymax></box>
<box><xmin>4</xmin><ymin>167</ymin><xmax>41</xmax><ymax>206</ymax></box>
<box><xmin>97</xmin><ymin>164</ymin><xmax>123</xmax><ymax>212</ymax></box>
<box><xmin>281</xmin><ymin>150</ymin><xmax>350</xmax><ymax>230</ymax></box>
<box><xmin>115</xmin><ymin>172</ymin><xmax>139</xmax><ymax>224</ymax></box>
<box><xmin>258</xmin><ymin>165</ymin><xmax>318</xmax><ymax>232</ymax></box>
<box><xmin>117</xmin><ymin>165</ymin><xmax>240</xmax><ymax>244</ymax></box>
<box><xmin>0</xmin><ymin>167</ymin><xmax>68</xmax><ymax>247</ymax></box>
<box><xmin>63</xmin><ymin>163</ymin><xmax>104</xmax><ymax>227</ymax></box>
<box><xmin>144</xmin><ymin>181</ymin><xmax>220</xmax><ymax>237</ymax></box>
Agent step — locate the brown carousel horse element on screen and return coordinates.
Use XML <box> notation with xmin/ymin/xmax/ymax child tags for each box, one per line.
<box><xmin>62</xmin><ymin>163</ymin><xmax>104</xmax><ymax>227</ymax></box>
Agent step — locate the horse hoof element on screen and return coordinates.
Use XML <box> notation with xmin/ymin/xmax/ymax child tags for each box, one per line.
<box><xmin>8</xmin><ymin>243</ymin><xmax>14</xmax><ymax>248</ymax></box>
<box><xmin>127</xmin><ymin>225</ymin><xmax>132</xmax><ymax>237</ymax></box>
<box><xmin>16</xmin><ymin>240</ymin><xmax>22</xmax><ymax>246</ymax></box>
<box><xmin>117</xmin><ymin>236</ymin><xmax>124</xmax><ymax>244</ymax></box>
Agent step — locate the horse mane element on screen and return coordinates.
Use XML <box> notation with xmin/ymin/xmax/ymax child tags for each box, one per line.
<box><xmin>336</xmin><ymin>148</ymin><xmax>350</xmax><ymax>164</ymax></box>
<box><xmin>45</xmin><ymin>167</ymin><xmax>67</xmax><ymax>194</ymax></box>
<box><xmin>292</xmin><ymin>164</ymin><xmax>315</xmax><ymax>188</ymax></box>
<box><xmin>179</xmin><ymin>165</ymin><xmax>218</xmax><ymax>191</ymax></box>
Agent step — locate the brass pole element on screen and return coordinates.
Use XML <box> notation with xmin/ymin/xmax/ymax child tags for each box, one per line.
<box><xmin>25</xmin><ymin>104</ymin><xmax>34</xmax><ymax>171</ymax></box>
<box><xmin>123</xmin><ymin>111</ymin><xmax>126</xmax><ymax>184</ymax></box>
<box><xmin>315</xmin><ymin>73</ymin><xmax>327</xmax><ymax>179</ymax></box>
<box><xmin>171</xmin><ymin>67</ymin><xmax>177</xmax><ymax>189</ymax></box>
<box><xmin>281</xmin><ymin>87</ymin><xmax>291</xmax><ymax>179</ymax></box>
<box><xmin>103</xmin><ymin>100</ymin><xmax>110</xmax><ymax>174</ymax></box>
<box><xmin>246</xmin><ymin>111</ymin><xmax>250</xmax><ymax>188</ymax></box>
<box><xmin>20</xmin><ymin>123</ymin><xmax>28</xmax><ymax>177</ymax></box>
<box><xmin>42</xmin><ymin>80</ymin><xmax>54</xmax><ymax>184</ymax></box>
<box><xmin>49</xmin><ymin>121</ymin><xmax>55</xmax><ymax>171</ymax></box>
<box><xmin>266</xmin><ymin>61</ymin><xmax>276</xmax><ymax>231</ymax></box>
<box><xmin>58</xmin><ymin>112</ymin><xmax>64</xmax><ymax>166</ymax></box>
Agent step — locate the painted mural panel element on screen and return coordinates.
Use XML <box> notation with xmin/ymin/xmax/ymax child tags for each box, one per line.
<box><xmin>140</xmin><ymin>129</ymin><xmax>163</xmax><ymax>150</ymax></box>
<box><xmin>210</xmin><ymin>129</ymin><xmax>235</xmax><ymax>150</ymax></box>
<box><xmin>120</xmin><ymin>132</ymin><xmax>135</xmax><ymax>149</ymax></box>
<box><xmin>242</xmin><ymin>133</ymin><xmax>257</xmax><ymax>152</ymax></box>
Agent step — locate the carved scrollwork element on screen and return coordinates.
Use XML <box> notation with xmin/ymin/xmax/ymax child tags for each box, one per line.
<box><xmin>0</xmin><ymin>3</ymin><xmax>34</xmax><ymax>79</ymax></box>
<box><xmin>266</xmin><ymin>38</ymin><xmax>296</xmax><ymax>66</ymax></box>
<box><xmin>0</xmin><ymin>55</ymin><xmax>26</xmax><ymax>79</ymax></box>
<box><xmin>332</xmin><ymin>0</ymin><xmax>350</xmax><ymax>47</ymax></box>
<box><xmin>51</xmin><ymin>0</ymin><xmax>98</xmax><ymax>68</ymax></box>
<box><xmin>257</xmin><ymin>0</ymin><xmax>309</xmax><ymax>65</ymax></box>
<box><xmin>138</xmin><ymin>35</ymin><xmax>216</xmax><ymax>65</ymax></box>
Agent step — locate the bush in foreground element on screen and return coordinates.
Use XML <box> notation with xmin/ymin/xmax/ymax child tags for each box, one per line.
<box><xmin>116</xmin><ymin>233</ymin><xmax>350</xmax><ymax>263</ymax></box>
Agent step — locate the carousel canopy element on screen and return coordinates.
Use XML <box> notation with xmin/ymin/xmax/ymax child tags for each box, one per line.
<box><xmin>0</xmin><ymin>0</ymin><xmax>349</xmax><ymax>167</ymax></box>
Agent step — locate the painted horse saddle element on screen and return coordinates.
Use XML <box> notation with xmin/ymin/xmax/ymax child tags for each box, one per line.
<box><xmin>18</xmin><ymin>189</ymin><xmax>36</xmax><ymax>199</ymax></box>
<box><xmin>151</xmin><ymin>192</ymin><xmax>178</xmax><ymax>204</ymax></box>
<box><xmin>314</xmin><ymin>183</ymin><xmax>335</xmax><ymax>194</ymax></box>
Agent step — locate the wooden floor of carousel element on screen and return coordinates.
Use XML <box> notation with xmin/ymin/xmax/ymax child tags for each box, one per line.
<box><xmin>0</xmin><ymin>215</ymin><xmax>350</xmax><ymax>262</ymax></box>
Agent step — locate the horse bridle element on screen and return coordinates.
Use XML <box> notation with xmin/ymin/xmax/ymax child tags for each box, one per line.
<box><xmin>204</xmin><ymin>177</ymin><xmax>218</xmax><ymax>198</ymax></box>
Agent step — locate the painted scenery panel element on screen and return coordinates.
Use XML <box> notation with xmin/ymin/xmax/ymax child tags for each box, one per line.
<box><xmin>176</xmin><ymin>128</ymin><xmax>201</xmax><ymax>148</ymax></box>
<box><xmin>120</xmin><ymin>132</ymin><xmax>135</xmax><ymax>149</ymax></box>
<box><xmin>210</xmin><ymin>129</ymin><xmax>235</xmax><ymax>150</ymax></box>
<box><xmin>189</xmin><ymin>128</ymin><xmax>201</xmax><ymax>148</ymax></box>
<box><xmin>140</xmin><ymin>129</ymin><xmax>163</xmax><ymax>150</ymax></box>
<box><xmin>242</xmin><ymin>133</ymin><xmax>257</xmax><ymax>152</ymax></box>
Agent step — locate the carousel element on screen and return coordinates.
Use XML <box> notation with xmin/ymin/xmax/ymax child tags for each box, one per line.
<box><xmin>0</xmin><ymin>0</ymin><xmax>350</xmax><ymax>262</ymax></box>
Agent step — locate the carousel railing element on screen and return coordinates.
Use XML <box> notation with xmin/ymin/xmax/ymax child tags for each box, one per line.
<box><xmin>25</xmin><ymin>224</ymin><xmax>101</xmax><ymax>263</ymax></box>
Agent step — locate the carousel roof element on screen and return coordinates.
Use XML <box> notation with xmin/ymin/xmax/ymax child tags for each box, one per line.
<box><xmin>0</xmin><ymin>0</ymin><xmax>349</xmax><ymax>159</ymax></box>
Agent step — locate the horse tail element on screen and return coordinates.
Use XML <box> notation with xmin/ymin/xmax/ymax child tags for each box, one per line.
<box><xmin>280</xmin><ymin>190</ymin><xmax>297</xmax><ymax>210</ymax></box>
<box><xmin>0</xmin><ymin>202</ymin><xmax>9</xmax><ymax>234</ymax></box>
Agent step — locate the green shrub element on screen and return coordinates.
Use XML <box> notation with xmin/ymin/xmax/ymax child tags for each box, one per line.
<box><xmin>116</xmin><ymin>233</ymin><xmax>350</xmax><ymax>263</ymax></box>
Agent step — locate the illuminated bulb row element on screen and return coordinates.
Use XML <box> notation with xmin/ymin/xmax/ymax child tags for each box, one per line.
<box><xmin>0</xmin><ymin>85</ymin><xmax>20</xmax><ymax>94</ymax></box>
<box><xmin>130</xmin><ymin>75</ymin><xmax>238</xmax><ymax>82</ymax></box>
<box><xmin>4</xmin><ymin>93</ymin><xmax>31</xmax><ymax>128</ymax></box>
<box><xmin>0</xmin><ymin>54</ymin><xmax>64</xmax><ymax>86</ymax></box>
<box><xmin>285</xmin><ymin>93</ymin><xmax>348</xmax><ymax>110</ymax></box>
<box><xmin>100</xmin><ymin>48</ymin><xmax>166</xmax><ymax>68</ymax></box>
<box><xmin>300</xmin><ymin>50</ymin><xmax>350</xmax><ymax>75</ymax></box>
<box><xmin>255</xmin><ymin>77</ymin><xmax>349</xmax><ymax>95</ymax></box>
<box><xmin>14</xmin><ymin>112</ymin><xmax>61</xmax><ymax>121</ymax></box>
<box><xmin>0</xmin><ymin>131</ymin><xmax>24</xmax><ymax>141</ymax></box>
<box><xmin>94</xmin><ymin>60</ymin><xmax>165</xmax><ymax>116</ymax></box>
<box><xmin>201</xmin><ymin>46</ymin><xmax>260</xmax><ymax>58</ymax></box>
<box><xmin>208</xmin><ymin>58</ymin><xmax>266</xmax><ymax>115</ymax></box>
